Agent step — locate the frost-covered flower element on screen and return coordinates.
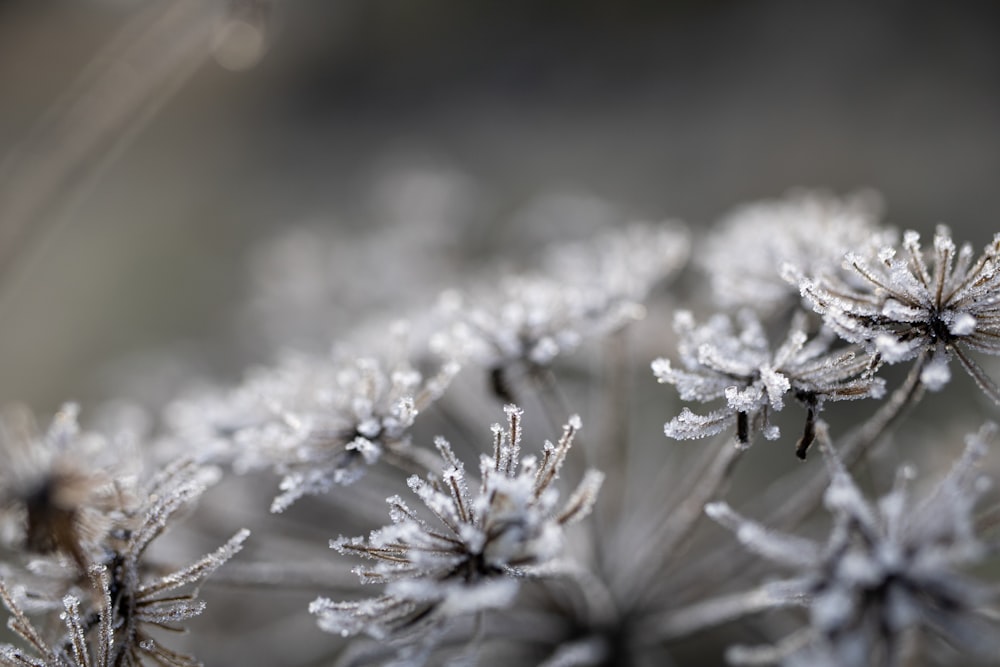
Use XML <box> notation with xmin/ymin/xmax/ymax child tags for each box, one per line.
<box><xmin>310</xmin><ymin>405</ymin><xmax>603</xmax><ymax>657</ymax></box>
<box><xmin>653</xmin><ymin>310</ymin><xmax>883</xmax><ymax>454</ymax></box>
<box><xmin>243</xmin><ymin>165</ymin><xmax>479</xmax><ymax>349</ymax></box>
<box><xmin>435</xmin><ymin>223</ymin><xmax>688</xmax><ymax>403</ymax></box>
<box><xmin>1</xmin><ymin>457</ymin><xmax>248</xmax><ymax>667</ymax></box>
<box><xmin>167</xmin><ymin>343</ymin><xmax>459</xmax><ymax>512</ymax></box>
<box><xmin>543</xmin><ymin>222</ymin><xmax>690</xmax><ymax>305</ymax></box>
<box><xmin>793</xmin><ymin>226</ymin><xmax>1000</xmax><ymax>399</ymax></box>
<box><xmin>699</xmin><ymin>190</ymin><xmax>891</xmax><ymax>314</ymax></box>
<box><xmin>98</xmin><ymin>460</ymin><xmax>249</xmax><ymax>666</ymax></box>
<box><xmin>0</xmin><ymin>404</ymin><xmax>133</xmax><ymax>570</ymax></box>
<box><xmin>705</xmin><ymin>423</ymin><xmax>1000</xmax><ymax>666</ymax></box>
<box><xmin>436</xmin><ymin>276</ymin><xmax>642</xmax><ymax>403</ymax></box>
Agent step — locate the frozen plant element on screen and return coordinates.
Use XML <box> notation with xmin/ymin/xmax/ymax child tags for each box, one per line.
<box><xmin>0</xmin><ymin>404</ymin><xmax>118</xmax><ymax>570</ymax></box>
<box><xmin>436</xmin><ymin>275</ymin><xmax>642</xmax><ymax>404</ymax></box>
<box><xmin>543</xmin><ymin>222</ymin><xmax>691</xmax><ymax>306</ymax></box>
<box><xmin>434</xmin><ymin>222</ymin><xmax>688</xmax><ymax>403</ymax></box>
<box><xmin>792</xmin><ymin>225</ymin><xmax>1000</xmax><ymax>400</ymax></box>
<box><xmin>652</xmin><ymin>309</ymin><xmax>884</xmax><ymax>455</ymax></box>
<box><xmin>7</xmin><ymin>168</ymin><xmax>1000</xmax><ymax>667</ymax></box>
<box><xmin>0</xmin><ymin>409</ymin><xmax>248</xmax><ymax>667</ymax></box>
<box><xmin>166</xmin><ymin>335</ymin><xmax>459</xmax><ymax>512</ymax></box>
<box><xmin>309</xmin><ymin>405</ymin><xmax>603</xmax><ymax>662</ymax></box>
<box><xmin>698</xmin><ymin>190</ymin><xmax>891</xmax><ymax>315</ymax></box>
<box><xmin>0</xmin><ymin>566</ymin><xmax>115</xmax><ymax>667</ymax></box>
<box><xmin>243</xmin><ymin>165</ymin><xmax>478</xmax><ymax>349</ymax></box>
<box><xmin>703</xmin><ymin>422</ymin><xmax>1000</xmax><ymax>667</ymax></box>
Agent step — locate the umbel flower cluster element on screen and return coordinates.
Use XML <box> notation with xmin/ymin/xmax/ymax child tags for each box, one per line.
<box><xmin>3</xmin><ymin>191</ymin><xmax>1000</xmax><ymax>667</ymax></box>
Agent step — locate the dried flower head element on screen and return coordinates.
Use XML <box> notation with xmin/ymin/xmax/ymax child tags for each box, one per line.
<box><xmin>435</xmin><ymin>276</ymin><xmax>642</xmax><ymax>403</ymax></box>
<box><xmin>434</xmin><ymin>223</ymin><xmax>688</xmax><ymax>404</ymax></box>
<box><xmin>0</xmin><ymin>457</ymin><xmax>248</xmax><ymax>667</ymax></box>
<box><xmin>100</xmin><ymin>460</ymin><xmax>250</xmax><ymax>666</ymax></box>
<box><xmin>699</xmin><ymin>190</ymin><xmax>890</xmax><ymax>314</ymax></box>
<box><xmin>310</xmin><ymin>405</ymin><xmax>603</xmax><ymax>658</ymax></box>
<box><xmin>543</xmin><ymin>222</ymin><xmax>690</xmax><ymax>305</ymax></box>
<box><xmin>167</xmin><ymin>341</ymin><xmax>459</xmax><ymax>512</ymax></box>
<box><xmin>705</xmin><ymin>423</ymin><xmax>999</xmax><ymax>666</ymax></box>
<box><xmin>653</xmin><ymin>310</ymin><xmax>883</xmax><ymax>455</ymax></box>
<box><xmin>793</xmin><ymin>226</ymin><xmax>1000</xmax><ymax>400</ymax></box>
<box><xmin>0</xmin><ymin>404</ymin><xmax>124</xmax><ymax>571</ymax></box>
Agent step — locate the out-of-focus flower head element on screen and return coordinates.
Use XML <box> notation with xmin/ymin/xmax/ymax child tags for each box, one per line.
<box><xmin>699</xmin><ymin>190</ymin><xmax>891</xmax><ymax>315</ymax></box>
<box><xmin>706</xmin><ymin>423</ymin><xmax>999</xmax><ymax>666</ymax></box>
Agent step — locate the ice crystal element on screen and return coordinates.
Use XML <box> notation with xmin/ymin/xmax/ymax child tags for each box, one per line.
<box><xmin>793</xmin><ymin>226</ymin><xmax>1000</xmax><ymax>401</ymax></box>
<box><xmin>653</xmin><ymin>310</ymin><xmax>883</xmax><ymax>454</ymax></box>
<box><xmin>705</xmin><ymin>423</ymin><xmax>1000</xmax><ymax>666</ymax></box>
<box><xmin>310</xmin><ymin>405</ymin><xmax>603</xmax><ymax>656</ymax></box>
<box><xmin>699</xmin><ymin>190</ymin><xmax>891</xmax><ymax>314</ymax></box>
<box><xmin>167</xmin><ymin>343</ymin><xmax>459</xmax><ymax>512</ymax></box>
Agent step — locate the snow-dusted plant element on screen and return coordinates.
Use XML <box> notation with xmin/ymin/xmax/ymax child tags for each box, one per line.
<box><xmin>703</xmin><ymin>422</ymin><xmax>999</xmax><ymax>667</ymax></box>
<box><xmin>698</xmin><ymin>190</ymin><xmax>891</xmax><ymax>314</ymax></box>
<box><xmin>309</xmin><ymin>405</ymin><xmax>603</xmax><ymax>660</ymax></box>
<box><xmin>543</xmin><ymin>222</ymin><xmax>690</xmax><ymax>305</ymax></box>
<box><xmin>653</xmin><ymin>309</ymin><xmax>884</xmax><ymax>455</ymax></box>
<box><xmin>434</xmin><ymin>223</ymin><xmax>689</xmax><ymax>403</ymax></box>
<box><xmin>0</xmin><ymin>403</ymin><xmax>119</xmax><ymax>569</ymax></box>
<box><xmin>0</xmin><ymin>407</ymin><xmax>248</xmax><ymax>667</ymax></box>
<box><xmin>7</xmin><ymin>178</ymin><xmax>1000</xmax><ymax>667</ymax></box>
<box><xmin>166</xmin><ymin>335</ymin><xmax>460</xmax><ymax>512</ymax></box>
<box><xmin>791</xmin><ymin>226</ymin><xmax>1000</xmax><ymax>400</ymax></box>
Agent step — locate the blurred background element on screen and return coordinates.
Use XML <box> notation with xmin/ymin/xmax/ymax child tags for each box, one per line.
<box><xmin>2</xmin><ymin>0</ymin><xmax>1000</xmax><ymax>411</ymax></box>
